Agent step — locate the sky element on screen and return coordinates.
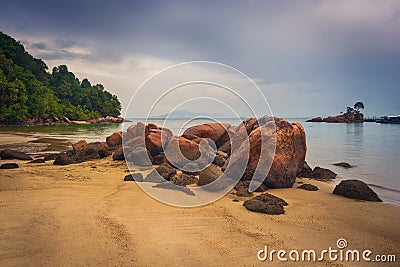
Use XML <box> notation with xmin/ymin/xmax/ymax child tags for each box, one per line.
<box><xmin>1</xmin><ymin>0</ymin><xmax>399</xmax><ymax>117</ymax></box>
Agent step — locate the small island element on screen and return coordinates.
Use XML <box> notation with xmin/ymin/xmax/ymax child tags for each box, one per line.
<box><xmin>307</xmin><ymin>101</ymin><xmax>365</xmax><ymax>123</ymax></box>
<box><xmin>0</xmin><ymin>32</ymin><xmax>122</xmax><ymax>126</ymax></box>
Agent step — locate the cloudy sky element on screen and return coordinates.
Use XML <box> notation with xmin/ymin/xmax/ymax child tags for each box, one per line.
<box><xmin>1</xmin><ymin>0</ymin><xmax>399</xmax><ymax>117</ymax></box>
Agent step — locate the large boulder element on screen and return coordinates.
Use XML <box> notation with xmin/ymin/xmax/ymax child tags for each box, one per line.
<box><xmin>164</xmin><ymin>136</ymin><xmax>201</xmax><ymax>166</ymax></box>
<box><xmin>333</xmin><ymin>179</ymin><xmax>382</xmax><ymax>202</ymax></box>
<box><xmin>224</xmin><ymin>117</ymin><xmax>307</xmax><ymax>188</ymax></box>
<box><xmin>106</xmin><ymin>132</ymin><xmax>122</xmax><ymax>147</ymax></box>
<box><xmin>312</xmin><ymin>166</ymin><xmax>337</xmax><ymax>179</ymax></box>
<box><xmin>182</xmin><ymin>123</ymin><xmax>231</xmax><ymax>147</ymax></box>
<box><xmin>243</xmin><ymin>193</ymin><xmax>288</xmax><ymax>215</ymax></box>
<box><xmin>0</xmin><ymin>149</ymin><xmax>32</xmax><ymax>160</ymax></box>
<box><xmin>72</xmin><ymin>140</ymin><xmax>88</xmax><ymax>153</ymax></box>
<box><xmin>145</xmin><ymin>129</ymin><xmax>172</xmax><ymax>156</ymax></box>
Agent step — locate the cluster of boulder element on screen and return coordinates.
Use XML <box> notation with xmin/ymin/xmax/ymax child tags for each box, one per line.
<box><xmin>307</xmin><ymin>112</ymin><xmax>364</xmax><ymax>123</ymax></box>
<box><xmin>112</xmin><ymin>116</ymin><xmax>307</xmax><ymax>193</ymax></box>
<box><xmin>296</xmin><ymin>162</ymin><xmax>337</xmax><ymax>180</ymax></box>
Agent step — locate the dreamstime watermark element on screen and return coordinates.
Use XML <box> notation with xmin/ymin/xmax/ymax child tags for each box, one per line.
<box><xmin>122</xmin><ymin>61</ymin><xmax>276</xmax><ymax>207</ymax></box>
<box><xmin>257</xmin><ymin>238</ymin><xmax>396</xmax><ymax>263</ymax></box>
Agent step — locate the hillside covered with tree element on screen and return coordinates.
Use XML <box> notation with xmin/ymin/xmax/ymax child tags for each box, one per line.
<box><xmin>0</xmin><ymin>31</ymin><xmax>121</xmax><ymax>124</ymax></box>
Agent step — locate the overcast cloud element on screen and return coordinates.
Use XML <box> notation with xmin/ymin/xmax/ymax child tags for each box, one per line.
<box><xmin>1</xmin><ymin>0</ymin><xmax>399</xmax><ymax>117</ymax></box>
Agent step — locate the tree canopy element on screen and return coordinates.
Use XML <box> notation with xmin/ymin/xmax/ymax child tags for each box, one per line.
<box><xmin>0</xmin><ymin>32</ymin><xmax>121</xmax><ymax>123</ymax></box>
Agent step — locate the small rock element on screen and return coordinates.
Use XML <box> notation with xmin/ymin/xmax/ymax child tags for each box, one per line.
<box><xmin>297</xmin><ymin>161</ymin><xmax>313</xmax><ymax>178</ymax></box>
<box><xmin>44</xmin><ymin>153</ymin><xmax>58</xmax><ymax>161</ymax></box>
<box><xmin>170</xmin><ymin>173</ymin><xmax>198</xmax><ymax>186</ymax></box>
<box><xmin>232</xmin><ymin>199</ymin><xmax>240</xmax><ymax>202</ymax></box>
<box><xmin>312</xmin><ymin>166</ymin><xmax>337</xmax><ymax>179</ymax></box>
<box><xmin>212</xmin><ymin>155</ymin><xmax>226</xmax><ymax>167</ymax></box>
<box><xmin>155</xmin><ymin>163</ymin><xmax>177</xmax><ymax>181</ymax></box>
<box><xmin>234</xmin><ymin>180</ymin><xmax>268</xmax><ymax>192</ymax></box>
<box><xmin>0</xmin><ymin>149</ymin><xmax>32</xmax><ymax>160</ymax></box>
<box><xmin>198</xmin><ymin>164</ymin><xmax>222</xmax><ymax>186</ymax></box>
<box><xmin>298</xmin><ymin>184</ymin><xmax>319</xmax><ymax>191</ymax></box>
<box><xmin>235</xmin><ymin>188</ymin><xmax>254</xmax><ymax>197</ymax></box>
<box><xmin>152</xmin><ymin>182</ymin><xmax>195</xmax><ymax>196</ymax></box>
<box><xmin>0</xmin><ymin>163</ymin><xmax>19</xmax><ymax>169</ymax></box>
<box><xmin>124</xmin><ymin>173</ymin><xmax>143</xmax><ymax>182</ymax></box>
<box><xmin>243</xmin><ymin>193</ymin><xmax>288</xmax><ymax>215</ymax></box>
<box><xmin>151</xmin><ymin>153</ymin><xmax>166</xmax><ymax>165</ymax></box>
<box><xmin>28</xmin><ymin>158</ymin><xmax>46</xmax><ymax>164</ymax></box>
<box><xmin>333</xmin><ymin>179</ymin><xmax>382</xmax><ymax>202</ymax></box>
<box><xmin>333</xmin><ymin>162</ymin><xmax>353</xmax><ymax>169</ymax></box>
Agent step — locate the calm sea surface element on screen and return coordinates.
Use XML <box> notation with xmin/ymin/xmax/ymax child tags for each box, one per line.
<box><xmin>1</xmin><ymin>118</ymin><xmax>399</xmax><ymax>205</ymax></box>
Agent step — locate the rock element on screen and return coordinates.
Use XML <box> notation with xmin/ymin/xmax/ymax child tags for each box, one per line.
<box><xmin>235</xmin><ymin>188</ymin><xmax>253</xmax><ymax>197</ymax></box>
<box><xmin>126</xmin><ymin>122</ymin><xmax>146</xmax><ymax>139</ymax></box>
<box><xmin>151</xmin><ymin>153</ymin><xmax>166</xmax><ymax>165</ymax></box>
<box><xmin>243</xmin><ymin>193</ymin><xmax>288</xmax><ymax>215</ymax></box>
<box><xmin>297</xmin><ymin>161</ymin><xmax>313</xmax><ymax>178</ymax></box>
<box><xmin>181</xmin><ymin>162</ymin><xmax>200</xmax><ymax>175</ymax></box>
<box><xmin>164</xmin><ymin>137</ymin><xmax>201</xmax><ymax>167</ymax></box>
<box><xmin>224</xmin><ymin>117</ymin><xmax>307</xmax><ymax>189</ymax></box>
<box><xmin>152</xmin><ymin>182</ymin><xmax>195</xmax><ymax>196</ymax></box>
<box><xmin>155</xmin><ymin>163</ymin><xmax>177</xmax><ymax>180</ymax></box>
<box><xmin>232</xmin><ymin>199</ymin><xmax>240</xmax><ymax>202</ymax></box>
<box><xmin>322</xmin><ymin>112</ymin><xmax>364</xmax><ymax>123</ymax></box>
<box><xmin>198</xmin><ymin>164</ymin><xmax>223</xmax><ymax>186</ymax></box>
<box><xmin>0</xmin><ymin>163</ymin><xmax>19</xmax><ymax>169</ymax></box>
<box><xmin>234</xmin><ymin>180</ymin><xmax>268</xmax><ymax>192</ymax></box>
<box><xmin>106</xmin><ymin>132</ymin><xmax>122</xmax><ymax>147</ymax></box>
<box><xmin>182</xmin><ymin>123</ymin><xmax>231</xmax><ymax>147</ymax></box>
<box><xmin>72</xmin><ymin>140</ymin><xmax>88</xmax><ymax>153</ymax></box>
<box><xmin>44</xmin><ymin>153</ymin><xmax>58</xmax><ymax>161</ymax></box>
<box><xmin>124</xmin><ymin>173</ymin><xmax>143</xmax><ymax>182</ymax></box>
<box><xmin>126</xmin><ymin>147</ymin><xmax>152</xmax><ymax>166</ymax></box>
<box><xmin>333</xmin><ymin>179</ymin><xmax>382</xmax><ymax>202</ymax></box>
<box><xmin>0</xmin><ymin>149</ymin><xmax>32</xmax><ymax>160</ymax></box>
<box><xmin>28</xmin><ymin>158</ymin><xmax>46</xmax><ymax>164</ymax></box>
<box><xmin>333</xmin><ymin>162</ymin><xmax>353</xmax><ymax>169</ymax></box>
<box><xmin>212</xmin><ymin>154</ymin><xmax>226</xmax><ymax>167</ymax></box>
<box><xmin>112</xmin><ymin>147</ymin><xmax>125</xmax><ymax>160</ymax></box>
<box><xmin>306</xmin><ymin>117</ymin><xmax>323</xmax><ymax>122</ymax></box>
<box><xmin>145</xmin><ymin>129</ymin><xmax>172</xmax><ymax>156</ymax></box>
<box><xmin>143</xmin><ymin>169</ymin><xmax>167</xmax><ymax>183</ymax></box>
<box><xmin>53</xmin><ymin>142</ymin><xmax>109</xmax><ymax>165</ymax></box>
<box><xmin>312</xmin><ymin>167</ymin><xmax>337</xmax><ymax>179</ymax></box>
<box><xmin>87</xmin><ymin>142</ymin><xmax>110</xmax><ymax>158</ymax></box>
<box><xmin>53</xmin><ymin>151</ymin><xmax>73</xmax><ymax>165</ymax></box>
<box><xmin>171</xmin><ymin>173</ymin><xmax>199</xmax><ymax>186</ymax></box>
<box><xmin>298</xmin><ymin>184</ymin><xmax>319</xmax><ymax>191</ymax></box>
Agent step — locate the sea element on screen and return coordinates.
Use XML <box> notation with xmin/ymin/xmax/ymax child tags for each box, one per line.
<box><xmin>0</xmin><ymin>118</ymin><xmax>399</xmax><ymax>205</ymax></box>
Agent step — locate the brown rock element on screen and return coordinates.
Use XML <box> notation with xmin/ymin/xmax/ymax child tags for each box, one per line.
<box><xmin>112</xmin><ymin>147</ymin><xmax>125</xmax><ymax>160</ymax></box>
<box><xmin>182</xmin><ymin>123</ymin><xmax>231</xmax><ymax>147</ymax></box>
<box><xmin>72</xmin><ymin>140</ymin><xmax>88</xmax><ymax>153</ymax></box>
<box><xmin>333</xmin><ymin>179</ymin><xmax>382</xmax><ymax>202</ymax></box>
<box><xmin>306</xmin><ymin>117</ymin><xmax>323</xmax><ymax>122</ymax></box>
<box><xmin>106</xmin><ymin>132</ymin><xmax>122</xmax><ymax>147</ymax></box>
<box><xmin>145</xmin><ymin>129</ymin><xmax>172</xmax><ymax>156</ymax></box>
<box><xmin>312</xmin><ymin>167</ymin><xmax>337</xmax><ymax>179</ymax></box>
<box><xmin>165</xmin><ymin>137</ymin><xmax>201</xmax><ymax>167</ymax></box>
<box><xmin>224</xmin><ymin>117</ymin><xmax>306</xmax><ymax>188</ymax></box>
<box><xmin>243</xmin><ymin>193</ymin><xmax>288</xmax><ymax>215</ymax></box>
<box><xmin>171</xmin><ymin>173</ymin><xmax>198</xmax><ymax>186</ymax></box>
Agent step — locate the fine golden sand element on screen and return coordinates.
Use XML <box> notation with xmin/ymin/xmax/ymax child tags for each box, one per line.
<box><xmin>0</xmin><ymin>157</ymin><xmax>399</xmax><ymax>266</ymax></box>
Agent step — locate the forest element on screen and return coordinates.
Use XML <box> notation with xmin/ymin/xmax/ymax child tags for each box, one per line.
<box><xmin>0</xmin><ymin>31</ymin><xmax>121</xmax><ymax>123</ymax></box>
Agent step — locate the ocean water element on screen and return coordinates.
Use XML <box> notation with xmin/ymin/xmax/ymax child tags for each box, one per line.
<box><xmin>0</xmin><ymin>118</ymin><xmax>399</xmax><ymax>204</ymax></box>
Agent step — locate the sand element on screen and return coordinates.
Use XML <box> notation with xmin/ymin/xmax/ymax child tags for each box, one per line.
<box><xmin>0</xmin><ymin>158</ymin><xmax>399</xmax><ymax>266</ymax></box>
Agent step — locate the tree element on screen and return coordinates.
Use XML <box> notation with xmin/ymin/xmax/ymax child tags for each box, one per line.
<box><xmin>81</xmin><ymin>78</ymin><xmax>91</xmax><ymax>88</ymax></box>
<box><xmin>354</xmin><ymin>101</ymin><xmax>364</xmax><ymax>112</ymax></box>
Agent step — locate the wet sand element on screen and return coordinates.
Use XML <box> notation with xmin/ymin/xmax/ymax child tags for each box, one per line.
<box><xmin>0</xmin><ymin>157</ymin><xmax>399</xmax><ymax>266</ymax></box>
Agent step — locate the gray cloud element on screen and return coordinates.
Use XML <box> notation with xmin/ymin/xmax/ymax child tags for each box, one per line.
<box><xmin>1</xmin><ymin>0</ymin><xmax>399</xmax><ymax>117</ymax></box>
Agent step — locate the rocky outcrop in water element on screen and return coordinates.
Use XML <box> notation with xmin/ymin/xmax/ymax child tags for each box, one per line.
<box><xmin>333</xmin><ymin>179</ymin><xmax>382</xmax><ymax>202</ymax></box>
<box><xmin>307</xmin><ymin>112</ymin><xmax>363</xmax><ymax>123</ymax></box>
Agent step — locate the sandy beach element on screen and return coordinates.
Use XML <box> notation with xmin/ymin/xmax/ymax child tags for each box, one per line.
<box><xmin>0</xmin><ymin>156</ymin><xmax>399</xmax><ymax>266</ymax></box>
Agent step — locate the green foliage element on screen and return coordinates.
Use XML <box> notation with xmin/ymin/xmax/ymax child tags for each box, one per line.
<box><xmin>354</xmin><ymin>101</ymin><xmax>365</xmax><ymax>111</ymax></box>
<box><xmin>0</xmin><ymin>32</ymin><xmax>121</xmax><ymax>123</ymax></box>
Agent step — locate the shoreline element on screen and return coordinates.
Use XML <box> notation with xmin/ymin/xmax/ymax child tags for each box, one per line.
<box><xmin>0</xmin><ymin>157</ymin><xmax>399</xmax><ymax>266</ymax></box>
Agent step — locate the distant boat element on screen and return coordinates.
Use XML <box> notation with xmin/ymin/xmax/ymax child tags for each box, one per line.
<box><xmin>376</xmin><ymin>115</ymin><xmax>400</xmax><ymax>124</ymax></box>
